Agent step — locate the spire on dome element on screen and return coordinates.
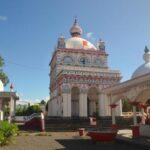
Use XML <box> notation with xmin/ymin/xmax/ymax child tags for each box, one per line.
<box><xmin>144</xmin><ymin>46</ymin><xmax>149</xmax><ymax>53</ymax></box>
<box><xmin>143</xmin><ymin>46</ymin><xmax>150</xmax><ymax>63</ymax></box>
<box><xmin>70</xmin><ymin>17</ymin><xmax>83</xmax><ymax>37</ymax></box>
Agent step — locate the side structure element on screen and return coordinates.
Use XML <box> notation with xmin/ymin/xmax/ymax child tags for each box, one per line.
<box><xmin>48</xmin><ymin>19</ymin><xmax>121</xmax><ymax>117</ymax></box>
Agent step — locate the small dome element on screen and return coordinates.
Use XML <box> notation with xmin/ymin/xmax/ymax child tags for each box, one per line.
<box><xmin>0</xmin><ymin>79</ymin><xmax>4</xmax><ymax>92</ymax></box>
<box><xmin>70</xmin><ymin>18</ymin><xmax>83</xmax><ymax>37</ymax></box>
<box><xmin>65</xmin><ymin>37</ymin><xmax>97</xmax><ymax>50</ymax></box>
<box><xmin>132</xmin><ymin>46</ymin><xmax>150</xmax><ymax>78</ymax></box>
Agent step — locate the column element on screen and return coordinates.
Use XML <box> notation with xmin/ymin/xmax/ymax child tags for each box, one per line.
<box><xmin>130</xmin><ymin>101</ymin><xmax>139</xmax><ymax>125</ymax></box>
<box><xmin>139</xmin><ymin>103</ymin><xmax>147</xmax><ymax>125</ymax></box>
<box><xmin>110</xmin><ymin>104</ymin><xmax>118</xmax><ymax>125</ymax></box>
<box><xmin>79</xmin><ymin>89</ymin><xmax>87</xmax><ymax>117</ymax></box>
<box><xmin>62</xmin><ymin>92</ymin><xmax>71</xmax><ymax>117</ymax></box>
<box><xmin>9</xmin><ymin>96</ymin><xmax>15</xmax><ymax>117</ymax></box>
<box><xmin>14</xmin><ymin>99</ymin><xmax>16</xmax><ymax>115</ymax></box>
<box><xmin>0</xmin><ymin>98</ymin><xmax>3</xmax><ymax>121</ymax></box>
<box><xmin>130</xmin><ymin>101</ymin><xmax>140</xmax><ymax>138</ymax></box>
<box><xmin>98</xmin><ymin>93</ymin><xmax>105</xmax><ymax>116</ymax></box>
<box><xmin>109</xmin><ymin>104</ymin><xmax>118</xmax><ymax>130</ymax></box>
<box><xmin>116</xmin><ymin>100</ymin><xmax>122</xmax><ymax>116</ymax></box>
<box><xmin>133</xmin><ymin>105</ymin><xmax>137</xmax><ymax>125</ymax></box>
<box><xmin>0</xmin><ymin>98</ymin><xmax>3</xmax><ymax>110</ymax></box>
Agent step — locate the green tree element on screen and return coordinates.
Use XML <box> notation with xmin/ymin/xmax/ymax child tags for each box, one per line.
<box><xmin>122</xmin><ymin>99</ymin><xmax>132</xmax><ymax>112</ymax></box>
<box><xmin>40</xmin><ymin>100</ymin><xmax>46</xmax><ymax>105</ymax></box>
<box><xmin>0</xmin><ymin>55</ymin><xmax>9</xmax><ymax>86</ymax></box>
<box><xmin>26</xmin><ymin>105</ymin><xmax>41</xmax><ymax>116</ymax></box>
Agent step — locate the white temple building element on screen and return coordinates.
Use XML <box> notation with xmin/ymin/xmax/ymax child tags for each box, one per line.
<box><xmin>0</xmin><ymin>80</ymin><xmax>19</xmax><ymax>121</ymax></box>
<box><xmin>48</xmin><ymin>19</ymin><xmax>122</xmax><ymax>117</ymax></box>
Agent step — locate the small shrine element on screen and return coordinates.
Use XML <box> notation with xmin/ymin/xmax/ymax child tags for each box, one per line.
<box><xmin>0</xmin><ymin>80</ymin><xmax>19</xmax><ymax>121</ymax></box>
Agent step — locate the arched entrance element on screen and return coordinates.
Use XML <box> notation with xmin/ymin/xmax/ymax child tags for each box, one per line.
<box><xmin>87</xmin><ymin>87</ymin><xmax>99</xmax><ymax>116</ymax></box>
<box><xmin>71</xmin><ymin>87</ymin><xmax>79</xmax><ymax>117</ymax></box>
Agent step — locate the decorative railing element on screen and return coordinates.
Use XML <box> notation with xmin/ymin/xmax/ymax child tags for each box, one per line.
<box><xmin>24</xmin><ymin>113</ymin><xmax>41</xmax><ymax>122</ymax></box>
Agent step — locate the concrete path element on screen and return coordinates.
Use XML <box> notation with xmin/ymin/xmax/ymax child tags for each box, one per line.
<box><xmin>1</xmin><ymin>131</ymin><xmax>149</xmax><ymax>150</ymax></box>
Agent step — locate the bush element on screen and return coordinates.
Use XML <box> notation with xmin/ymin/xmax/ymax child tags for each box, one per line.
<box><xmin>0</xmin><ymin>121</ymin><xmax>19</xmax><ymax>146</ymax></box>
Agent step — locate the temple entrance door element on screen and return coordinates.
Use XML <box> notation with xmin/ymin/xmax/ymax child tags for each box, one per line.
<box><xmin>87</xmin><ymin>87</ymin><xmax>99</xmax><ymax>116</ymax></box>
<box><xmin>71</xmin><ymin>87</ymin><xmax>79</xmax><ymax>117</ymax></box>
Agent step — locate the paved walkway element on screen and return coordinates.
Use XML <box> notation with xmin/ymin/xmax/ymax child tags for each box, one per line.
<box><xmin>1</xmin><ymin>131</ymin><xmax>149</xmax><ymax>150</ymax></box>
<box><xmin>117</xmin><ymin>129</ymin><xmax>150</xmax><ymax>149</ymax></box>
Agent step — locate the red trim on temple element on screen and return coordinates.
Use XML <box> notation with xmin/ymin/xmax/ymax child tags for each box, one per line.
<box><xmin>138</xmin><ymin>103</ymin><xmax>148</xmax><ymax>109</ymax></box>
<box><xmin>109</xmin><ymin>104</ymin><xmax>118</xmax><ymax>108</ymax></box>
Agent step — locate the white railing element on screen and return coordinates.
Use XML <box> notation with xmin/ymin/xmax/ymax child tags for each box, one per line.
<box><xmin>24</xmin><ymin>113</ymin><xmax>41</xmax><ymax>122</ymax></box>
<box><xmin>122</xmin><ymin>112</ymin><xmax>141</xmax><ymax>117</ymax></box>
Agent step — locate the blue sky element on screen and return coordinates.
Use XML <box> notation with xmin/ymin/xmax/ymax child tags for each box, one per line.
<box><xmin>0</xmin><ymin>0</ymin><xmax>150</xmax><ymax>101</ymax></box>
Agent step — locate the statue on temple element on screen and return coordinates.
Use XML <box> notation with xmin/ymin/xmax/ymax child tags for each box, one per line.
<box><xmin>57</xmin><ymin>35</ymin><xmax>65</xmax><ymax>49</ymax></box>
<box><xmin>97</xmin><ymin>39</ymin><xmax>105</xmax><ymax>51</ymax></box>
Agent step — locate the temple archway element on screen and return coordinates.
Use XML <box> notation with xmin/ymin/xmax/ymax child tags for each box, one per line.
<box><xmin>87</xmin><ymin>87</ymin><xmax>99</xmax><ymax>116</ymax></box>
<box><xmin>71</xmin><ymin>87</ymin><xmax>79</xmax><ymax>117</ymax></box>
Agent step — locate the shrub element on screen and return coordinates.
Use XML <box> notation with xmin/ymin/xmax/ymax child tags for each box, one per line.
<box><xmin>0</xmin><ymin>121</ymin><xmax>19</xmax><ymax>146</ymax></box>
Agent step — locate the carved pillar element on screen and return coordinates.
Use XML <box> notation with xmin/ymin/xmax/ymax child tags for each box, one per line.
<box><xmin>79</xmin><ymin>88</ymin><xmax>87</xmax><ymax>117</ymax></box>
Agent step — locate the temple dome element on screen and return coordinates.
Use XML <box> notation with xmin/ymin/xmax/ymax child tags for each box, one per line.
<box><xmin>132</xmin><ymin>46</ymin><xmax>150</xmax><ymax>78</ymax></box>
<box><xmin>65</xmin><ymin>37</ymin><xmax>97</xmax><ymax>50</ymax></box>
<box><xmin>0</xmin><ymin>79</ymin><xmax>4</xmax><ymax>92</ymax></box>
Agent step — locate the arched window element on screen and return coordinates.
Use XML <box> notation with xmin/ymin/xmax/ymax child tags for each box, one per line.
<box><xmin>94</xmin><ymin>58</ymin><xmax>101</xmax><ymax>66</ymax></box>
<box><xmin>63</xmin><ymin>56</ymin><xmax>73</xmax><ymax>65</ymax></box>
<box><xmin>79</xmin><ymin>57</ymin><xmax>90</xmax><ymax>66</ymax></box>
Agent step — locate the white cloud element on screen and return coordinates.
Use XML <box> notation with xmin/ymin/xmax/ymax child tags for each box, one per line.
<box><xmin>0</xmin><ymin>16</ymin><xmax>7</xmax><ymax>21</ymax></box>
<box><xmin>86</xmin><ymin>32</ymin><xmax>93</xmax><ymax>39</ymax></box>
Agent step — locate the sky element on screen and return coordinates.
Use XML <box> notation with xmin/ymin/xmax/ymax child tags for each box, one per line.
<box><xmin>0</xmin><ymin>0</ymin><xmax>150</xmax><ymax>101</ymax></box>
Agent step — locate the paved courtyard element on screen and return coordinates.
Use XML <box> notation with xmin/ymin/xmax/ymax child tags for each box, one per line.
<box><xmin>1</xmin><ymin>131</ymin><xmax>149</xmax><ymax>150</ymax></box>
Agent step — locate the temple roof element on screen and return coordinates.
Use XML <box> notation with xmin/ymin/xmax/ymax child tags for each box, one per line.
<box><xmin>65</xmin><ymin>37</ymin><xmax>97</xmax><ymax>50</ymax></box>
<box><xmin>132</xmin><ymin>46</ymin><xmax>150</xmax><ymax>78</ymax></box>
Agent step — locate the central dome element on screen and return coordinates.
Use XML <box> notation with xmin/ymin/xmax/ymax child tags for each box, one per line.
<box><xmin>65</xmin><ymin>37</ymin><xmax>97</xmax><ymax>50</ymax></box>
<box><xmin>132</xmin><ymin>46</ymin><xmax>150</xmax><ymax>78</ymax></box>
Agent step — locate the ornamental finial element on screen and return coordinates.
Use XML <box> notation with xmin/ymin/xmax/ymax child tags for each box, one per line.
<box><xmin>144</xmin><ymin>46</ymin><xmax>149</xmax><ymax>53</ymax></box>
<box><xmin>10</xmin><ymin>83</ymin><xmax>14</xmax><ymax>92</ymax></box>
<box><xmin>70</xmin><ymin>17</ymin><xmax>83</xmax><ymax>37</ymax></box>
<box><xmin>143</xmin><ymin>46</ymin><xmax>150</xmax><ymax>63</ymax></box>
